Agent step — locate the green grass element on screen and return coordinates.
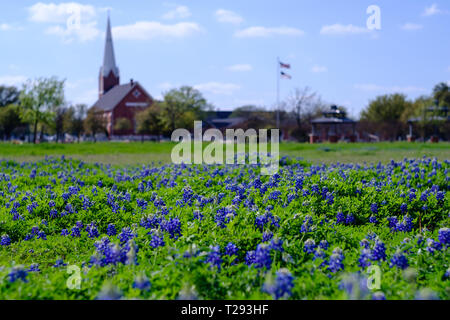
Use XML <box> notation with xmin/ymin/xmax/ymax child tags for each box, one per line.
<box><xmin>0</xmin><ymin>141</ymin><xmax>448</xmax><ymax>165</ymax></box>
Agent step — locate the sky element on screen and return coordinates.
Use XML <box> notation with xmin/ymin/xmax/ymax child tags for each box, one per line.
<box><xmin>0</xmin><ymin>1</ymin><xmax>449</xmax><ymax>118</ymax></box>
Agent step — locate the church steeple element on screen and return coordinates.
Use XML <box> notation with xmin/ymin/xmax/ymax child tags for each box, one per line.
<box><xmin>99</xmin><ymin>14</ymin><xmax>120</xmax><ymax>97</ymax></box>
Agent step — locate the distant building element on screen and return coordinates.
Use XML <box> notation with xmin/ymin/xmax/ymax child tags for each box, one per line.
<box><xmin>310</xmin><ymin>105</ymin><xmax>357</xmax><ymax>143</ymax></box>
<box><xmin>91</xmin><ymin>16</ymin><xmax>153</xmax><ymax>138</ymax></box>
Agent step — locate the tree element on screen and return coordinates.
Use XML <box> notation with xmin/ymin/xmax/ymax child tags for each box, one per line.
<box><xmin>136</xmin><ymin>102</ymin><xmax>164</xmax><ymax>140</ymax></box>
<box><xmin>285</xmin><ymin>87</ymin><xmax>325</xmax><ymax>141</ymax></box>
<box><xmin>64</xmin><ymin>104</ymin><xmax>86</xmax><ymax>142</ymax></box>
<box><xmin>19</xmin><ymin>77</ymin><xmax>65</xmax><ymax>144</ymax></box>
<box><xmin>360</xmin><ymin>93</ymin><xmax>412</xmax><ymax>140</ymax></box>
<box><xmin>84</xmin><ymin>107</ymin><xmax>106</xmax><ymax>142</ymax></box>
<box><xmin>433</xmin><ymin>82</ymin><xmax>450</xmax><ymax>107</ymax></box>
<box><xmin>0</xmin><ymin>104</ymin><xmax>23</xmax><ymax>140</ymax></box>
<box><xmin>0</xmin><ymin>86</ymin><xmax>20</xmax><ymax>107</ymax></box>
<box><xmin>114</xmin><ymin>117</ymin><xmax>132</xmax><ymax>132</ymax></box>
<box><xmin>52</xmin><ymin>106</ymin><xmax>68</xmax><ymax>142</ymax></box>
<box><xmin>160</xmin><ymin>86</ymin><xmax>211</xmax><ymax>132</ymax></box>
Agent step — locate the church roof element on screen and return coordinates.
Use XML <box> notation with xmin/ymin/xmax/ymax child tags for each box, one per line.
<box><xmin>92</xmin><ymin>82</ymin><xmax>138</xmax><ymax>111</ymax></box>
<box><xmin>101</xmin><ymin>15</ymin><xmax>119</xmax><ymax>78</ymax></box>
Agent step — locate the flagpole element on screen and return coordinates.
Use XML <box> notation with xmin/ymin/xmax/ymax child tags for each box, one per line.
<box><xmin>276</xmin><ymin>57</ymin><xmax>280</xmax><ymax>129</ymax></box>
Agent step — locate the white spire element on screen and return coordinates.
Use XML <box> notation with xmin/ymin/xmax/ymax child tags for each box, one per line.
<box><xmin>101</xmin><ymin>14</ymin><xmax>119</xmax><ymax>77</ymax></box>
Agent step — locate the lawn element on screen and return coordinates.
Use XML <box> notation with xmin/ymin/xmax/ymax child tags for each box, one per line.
<box><xmin>0</xmin><ymin>141</ymin><xmax>448</xmax><ymax>165</ymax></box>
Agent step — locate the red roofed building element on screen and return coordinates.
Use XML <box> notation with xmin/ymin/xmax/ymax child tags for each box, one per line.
<box><xmin>91</xmin><ymin>16</ymin><xmax>154</xmax><ymax>138</ymax></box>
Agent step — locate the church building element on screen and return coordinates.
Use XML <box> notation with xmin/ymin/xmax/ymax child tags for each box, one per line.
<box><xmin>91</xmin><ymin>16</ymin><xmax>154</xmax><ymax>138</ymax></box>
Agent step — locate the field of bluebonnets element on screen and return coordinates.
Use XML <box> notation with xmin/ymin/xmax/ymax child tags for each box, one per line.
<box><xmin>0</xmin><ymin>154</ymin><xmax>449</xmax><ymax>300</ymax></box>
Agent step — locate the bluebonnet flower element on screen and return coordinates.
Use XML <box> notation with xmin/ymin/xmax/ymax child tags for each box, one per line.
<box><xmin>444</xmin><ymin>268</ymin><xmax>450</xmax><ymax>280</ymax></box>
<box><xmin>253</xmin><ymin>244</ymin><xmax>272</xmax><ymax>269</ymax></box>
<box><xmin>86</xmin><ymin>222</ymin><xmax>99</xmax><ymax>239</ymax></box>
<box><xmin>1</xmin><ymin>234</ymin><xmax>11</xmax><ymax>246</ymax></box>
<box><xmin>371</xmin><ymin>240</ymin><xmax>386</xmax><ymax>261</ymax></box>
<box><xmin>133</xmin><ymin>274</ymin><xmax>151</xmax><ymax>291</ymax></box>
<box><xmin>71</xmin><ymin>226</ymin><xmax>81</xmax><ymax>237</ymax></box>
<box><xmin>339</xmin><ymin>273</ymin><xmax>370</xmax><ymax>300</ymax></box>
<box><xmin>8</xmin><ymin>266</ymin><xmax>28</xmax><ymax>283</ymax></box>
<box><xmin>358</xmin><ymin>249</ymin><xmax>371</xmax><ymax>268</ymax></box>
<box><xmin>193</xmin><ymin>210</ymin><xmax>203</xmax><ymax>221</ymax></box>
<box><xmin>369</xmin><ymin>216</ymin><xmax>378</xmax><ymax>224</ymax></box>
<box><xmin>336</xmin><ymin>212</ymin><xmax>345</xmax><ymax>224</ymax></box>
<box><xmin>328</xmin><ymin>248</ymin><xmax>344</xmax><ymax>273</ymax></box>
<box><xmin>215</xmin><ymin>207</ymin><xmax>235</xmax><ymax>229</ymax></box>
<box><xmin>161</xmin><ymin>217</ymin><xmax>182</xmax><ymax>239</ymax></box>
<box><xmin>149</xmin><ymin>232</ymin><xmax>165</xmax><ymax>249</ymax></box>
<box><xmin>304</xmin><ymin>239</ymin><xmax>316</xmax><ymax>254</ymax></box>
<box><xmin>372</xmin><ymin>292</ymin><xmax>386</xmax><ymax>300</ymax></box>
<box><xmin>118</xmin><ymin>227</ymin><xmax>135</xmax><ymax>243</ymax></box>
<box><xmin>360</xmin><ymin>239</ymin><xmax>370</xmax><ymax>249</ymax></box>
<box><xmin>262</xmin><ymin>268</ymin><xmax>294</xmax><ymax>300</ymax></box>
<box><xmin>300</xmin><ymin>215</ymin><xmax>313</xmax><ymax>233</ymax></box>
<box><xmin>106</xmin><ymin>224</ymin><xmax>117</xmax><ymax>236</ymax></box>
<box><xmin>262</xmin><ymin>231</ymin><xmax>273</xmax><ymax>242</ymax></box>
<box><xmin>269</xmin><ymin>238</ymin><xmax>284</xmax><ymax>252</ymax></box>
<box><xmin>426</xmin><ymin>239</ymin><xmax>442</xmax><ymax>254</ymax></box>
<box><xmin>438</xmin><ymin>228</ymin><xmax>449</xmax><ymax>247</ymax></box>
<box><xmin>53</xmin><ymin>259</ymin><xmax>67</xmax><ymax>268</ymax></box>
<box><xmin>205</xmin><ymin>245</ymin><xmax>222</xmax><ymax>270</ymax></box>
<box><xmin>313</xmin><ymin>248</ymin><xmax>327</xmax><ymax>267</ymax></box>
<box><xmin>345</xmin><ymin>213</ymin><xmax>355</xmax><ymax>225</ymax></box>
<box><xmin>225</xmin><ymin>242</ymin><xmax>239</xmax><ymax>256</ymax></box>
<box><xmin>37</xmin><ymin>230</ymin><xmax>47</xmax><ymax>240</ymax></box>
<box><xmin>29</xmin><ymin>263</ymin><xmax>40</xmax><ymax>272</ymax></box>
<box><xmin>420</xmin><ymin>191</ymin><xmax>428</xmax><ymax>202</ymax></box>
<box><xmin>436</xmin><ymin>191</ymin><xmax>444</xmax><ymax>202</ymax></box>
<box><xmin>49</xmin><ymin>209</ymin><xmax>58</xmax><ymax>219</ymax></box>
<box><xmin>61</xmin><ymin>229</ymin><xmax>69</xmax><ymax>236</ymax></box>
<box><xmin>390</xmin><ymin>250</ymin><xmax>408</xmax><ymax>269</ymax></box>
<box><xmin>245</xmin><ymin>250</ymin><xmax>256</xmax><ymax>265</ymax></box>
<box><xmin>400</xmin><ymin>203</ymin><xmax>407</xmax><ymax>214</ymax></box>
<box><xmin>370</xmin><ymin>203</ymin><xmax>378</xmax><ymax>214</ymax></box>
<box><xmin>269</xmin><ymin>190</ymin><xmax>282</xmax><ymax>201</ymax></box>
<box><xmin>319</xmin><ymin>240</ymin><xmax>329</xmax><ymax>250</ymax></box>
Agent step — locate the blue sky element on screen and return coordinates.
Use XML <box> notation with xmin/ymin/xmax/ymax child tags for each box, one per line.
<box><xmin>0</xmin><ymin>1</ymin><xmax>449</xmax><ymax>118</ymax></box>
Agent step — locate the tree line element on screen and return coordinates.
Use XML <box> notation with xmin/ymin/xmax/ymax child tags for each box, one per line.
<box><xmin>0</xmin><ymin>77</ymin><xmax>448</xmax><ymax>143</ymax></box>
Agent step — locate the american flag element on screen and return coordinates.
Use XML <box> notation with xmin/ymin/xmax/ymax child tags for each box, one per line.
<box><xmin>280</xmin><ymin>62</ymin><xmax>291</xmax><ymax>69</ymax></box>
<box><xmin>280</xmin><ymin>71</ymin><xmax>292</xmax><ymax>79</ymax></box>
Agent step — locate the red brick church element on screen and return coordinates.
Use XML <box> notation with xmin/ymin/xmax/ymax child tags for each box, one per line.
<box><xmin>91</xmin><ymin>16</ymin><xmax>153</xmax><ymax>137</ymax></box>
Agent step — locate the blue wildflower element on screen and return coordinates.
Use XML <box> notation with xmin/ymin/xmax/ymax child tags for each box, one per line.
<box><xmin>262</xmin><ymin>268</ymin><xmax>294</xmax><ymax>300</ymax></box>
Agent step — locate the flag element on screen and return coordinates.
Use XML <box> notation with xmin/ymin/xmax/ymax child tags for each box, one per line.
<box><xmin>280</xmin><ymin>71</ymin><xmax>292</xmax><ymax>79</ymax></box>
<box><xmin>280</xmin><ymin>62</ymin><xmax>291</xmax><ymax>69</ymax></box>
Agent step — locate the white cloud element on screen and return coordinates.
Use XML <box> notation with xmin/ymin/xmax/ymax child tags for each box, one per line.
<box><xmin>112</xmin><ymin>21</ymin><xmax>202</xmax><ymax>40</ymax></box>
<box><xmin>0</xmin><ymin>23</ymin><xmax>12</xmax><ymax>31</ymax></box>
<box><xmin>215</xmin><ymin>9</ymin><xmax>243</xmax><ymax>25</ymax></box>
<box><xmin>423</xmin><ymin>4</ymin><xmax>442</xmax><ymax>16</ymax></box>
<box><xmin>235</xmin><ymin>26</ymin><xmax>304</xmax><ymax>38</ymax></box>
<box><xmin>0</xmin><ymin>75</ymin><xmax>28</xmax><ymax>87</ymax></box>
<box><xmin>28</xmin><ymin>2</ymin><xmax>97</xmax><ymax>23</ymax></box>
<box><xmin>354</xmin><ymin>84</ymin><xmax>426</xmax><ymax>93</ymax></box>
<box><xmin>311</xmin><ymin>65</ymin><xmax>328</xmax><ymax>73</ymax></box>
<box><xmin>158</xmin><ymin>82</ymin><xmax>176</xmax><ymax>90</ymax></box>
<box><xmin>401</xmin><ymin>23</ymin><xmax>423</xmax><ymax>31</ymax></box>
<box><xmin>320</xmin><ymin>24</ymin><xmax>370</xmax><ymax>35</ymax></box>
<box><xmin>162</xmin><ymin>5</ymin><xmax>191</xmax><ymax>20</ymax></box>
<box><xmin>227</xmin><ymin>64</ymin><xmax>252</xmax><ymax>72</ymax></box>
<box><xmin>28</xmin><ymin>2</ymin><xmax>100</xmax><ymax>42</ymax></box>
<box><xmin>194</xmin><ymin>82</ymin><xmax>241</xmax><ymax>95</ymax></box>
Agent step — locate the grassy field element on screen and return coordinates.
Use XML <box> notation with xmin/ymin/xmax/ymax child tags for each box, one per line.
<box><xmin>0</xmin><ymin>141</ymin><xmax>448</xmax><ymax>165</ymax></box>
